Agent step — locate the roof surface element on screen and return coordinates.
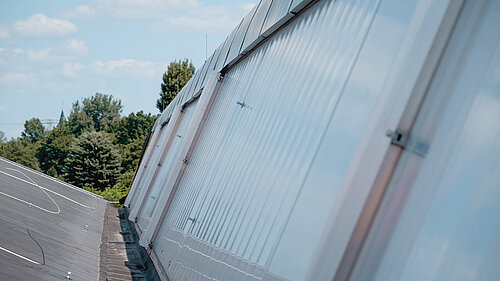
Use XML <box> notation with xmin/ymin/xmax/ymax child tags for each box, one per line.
<box><xmin>0</xmin><ymin>157</ymin><xmax>108</xmax><ymax>280</ymax></box>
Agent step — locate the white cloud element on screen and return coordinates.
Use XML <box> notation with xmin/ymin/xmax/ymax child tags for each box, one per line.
<box><xmin>27</xmin><ymin>48</ymin><xmax>51</xmax><ymax>61</ymax></box>
<box><xmin>0</xmin><ymin>72</ymin><xmax>28</xmax><ymax>83</ymax></box>
<box><xmin>0</xmin><ymin>27</ymin><xmax>9</xmax><ymax>39</ymax></box>
<box><xmin>90</xmin><ymin>59</ymin><xmax>163</xmax><ymax>77</ymax></box>
<box><xmin>149</xmin><ymin>2</ymin><xmax>255</xmax><ymax>34</ymax></box>
<box><xmin>60</xmin><ymin>5</ymin><xmax>97</xmax><ymax>19</ymax></box>
<box><xmin>0</xmin><ymin>105</ymin><xmax>6</xmax><ymax>112</ymax></box>
<box><xmin>94</xmin><ymin>0</ymin><xmax>201</xmax><ymax>20</ymax></box>
<box><xmin>13</xmin><ymin>48</ymin><xmax>24</xmax><ymax>54</ymax></box>
<box><xmin>12</xmin><ymin>14</ymin><xmax>78</xmax><ymax>38</ymax></box>
<box><xmin>61</xmin><ymin>62</ymin><xmax>84</xmax><ymax>78</ymax></box>
<box><xmin>63</xmin><ymin>39</ymin><xmax>89</xmax><ymax>56</ymax></box>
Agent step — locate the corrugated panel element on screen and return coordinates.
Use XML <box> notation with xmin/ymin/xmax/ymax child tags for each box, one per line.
<box><xmin>196</xmin><ymin>53</ymin><xmax>215</xmax><ymax>94</ymax></box>
<box><xmin>207</xmin><ymin>42</ymin><xmax>224</xmax><ymax>73</ymax></box>
<box><xmin>289</xmin><ymin>0</ymin><xmax>315</xmax><ymax>13</ymax></box>
<box><xmin>137</xmin><ymin>100</ymin><xmax>199</xmax><ymax>232</ymax></box>
<box><xmin>152</xmin><ymin>0</ymin><xmax>384</xmax><ymax>279</ymax></box>
<box><xmin>260</xmin><ymin>0</ymin><xmax>293</xmax><ymax>37</ymax></box>
<box><xmin>214</xmin><ymin>20</ymin><xmax>243</xmax><ymax>72</ymax></box>
<box><xmin>225</xmin><ymin>5</ymin><xmax>259</xmax><ymax>66</ymax></box>
<box><xmin>127</xmin><ymin>125</ymin><xmax>165</xmax><ymax>211</ymax></box>
<box><xmin>241</xmin><ymin>0</ymin><xmax>273</xmax><ymax>53</ymax></box>
<box><xmin>128</xmin><ymin>118</ymin><xmax>178</xmax><ymax>220</ymax></box>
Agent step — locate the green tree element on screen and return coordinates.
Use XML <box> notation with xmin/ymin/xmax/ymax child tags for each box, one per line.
<box><xmin>65</xmin><ymin>131</ymin><xmax>121</xmax><ymax>190</ymax></box>
<box><xmin>0</xmin><ymin>131</ymin><xmax>6</xmax><ymax>143</ymax></box>
<box><xmin>37</xmin><ymin>122</ymin><xmax>74</xmax><ymax>177</ymax></box>
<box><xmin>156</xmin><ymin>59</ymin><xmax>195</xmax><ymax>112</ymax></box>
<box><xmin>0</xmin><ymin>138</ymin><xmax>40</xmax><ymax>170</ymax></box>
<box><xmin>21</xmin><ymin>118</ymin><xmax>46</xmax><ymax>143</ymax></box>
<box><xmin>115</xmin><ymin>111</ymin><xmax>155</xmax><ymax>145</ymax></box>
<box><xmin>68</xmin><ymin>93</ymin><xmax>122</xmax><ymax>135</ymax></box>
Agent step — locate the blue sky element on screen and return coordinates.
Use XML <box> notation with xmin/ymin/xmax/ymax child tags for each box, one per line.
<box><xmin>0</xmin><ymin>0</ymin><xmax>256</xmax><ymax>139</ymax></box>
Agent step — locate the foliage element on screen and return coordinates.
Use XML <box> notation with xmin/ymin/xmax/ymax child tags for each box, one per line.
<box><xmin>68</xmin><ymin>93</ymin><xmax>122</xmax><ymax>136</ymax></box>
<box><xmin>156</xmin><ymin>59</ymin><xmax>195</xmax><ymax>112</ymax></box>
<box><xmin>65</xmin><ymin>131</ymin><xmax>121</xmax><ymax>190</ymax></box>
<box><xmin>21</xmin><ymin>118</ymin><xmax>46</xmax><ymax>143</ymax></box>
<box><xmin>0</xmin><ymin>131</ymin><xmax>6</xmax><ymax>143</ymax></box>
<box><xmin>37</xmin><ymin>122</ymin><xmax>74</xmax><ymax>178</ymax></box>
<box><xmin>0</xmin><ymin>138</ymin><xmax>41</xmax><ymax>171</ymax></box>
<box><xmin>115</xmin><ymin>111</ymin><xmax>155</xmax><ymax>145</ymax></box>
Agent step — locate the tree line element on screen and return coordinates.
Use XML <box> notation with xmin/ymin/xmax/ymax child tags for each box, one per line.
<box><xmin>0</xmin><ymin>59</ymin><xmax>194</xmax><ymax>203</ymax></box>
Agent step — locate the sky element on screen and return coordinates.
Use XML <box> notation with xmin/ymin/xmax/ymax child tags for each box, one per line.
<box><xmin>0</xmin><ymin>0</ymin><xmax>256</xmax><ymax>139</ymax></box>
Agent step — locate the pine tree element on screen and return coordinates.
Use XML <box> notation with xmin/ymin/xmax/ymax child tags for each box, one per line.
<box><xmin>65</xmin><ymin>131</ymin><xmax>121</xmax><ymax>190</ymax></box>
<box><xmin>156</xmin><ymin>59</ymin><xmax>195</xmax><ymax>112</ymax></box>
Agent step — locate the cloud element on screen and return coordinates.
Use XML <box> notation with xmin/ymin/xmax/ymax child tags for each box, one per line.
<box><xmin>12</xmin><ymin>14</ymin><xmax>78</xmax><ymax>38</ymax></box>
<box><xmin>90</xmin><ymin>59</ymin><xmax>163</xmax><ymax>77</ymax></box>
<box><xmin>61</xmin><ymin>62</ymin><xmax>84</xmax><ymax>78</ymax></box>
<box><xmin>0</xmin><ymin>72</ymin><xmax>29</xmax><ymax>83</ymax></box>
<box><xmin>0</xmin><ymin>105</ymin><xmax>6</xmax><ymax>112</ymax></box>
<box><xmin>27</xmin><ymin>48</ymin><xmax>51</xmax><ymax>61</ymax></box>
<box><xmin>0</xmin><ymin>27</ymin><xmax>9</xmax><ymax>39</ymax></box>
<box><xmin>13</xmin><ymin>48</ymin><xmax>24</xmax><ymax>54</ymax></box>
<box><xmin>149</xmin><ymin>2</ymin><xmax>255</xmax><ymax>34</ymax></box>
<box><xmin>60</xmin><ymin>5</ymin><xmax>97</xmax><ymax>19</ymax></box>
<box><xmin>63</xmin><ymin>39</ymin><xmax>89</xmax><ymax>56</ymax></box>
<box><xmin>93</xmin><ymin>0</ymin><xmax>201</xmax><ymax>20</ymax></box>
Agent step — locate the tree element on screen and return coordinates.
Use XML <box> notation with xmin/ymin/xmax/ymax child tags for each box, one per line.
<box><xmin>115</xmin><ymin>111</ymin><xmax>155</xmax><ymax>145</ymax></box>
<box><xmin>37</xmin><ymin>122</ymin><xmax>74</xmax><ymax>177</ymax></box>
<box><xmin>65</xmin><ymin>131</ymin><xmax>121</xmax><ymax>190</ymax></box>
<box><xmin>68</xmin><ymin>93</ymin><xmax>122</xmax><ymax>135</ymax></box>
<box><xmin>156</xmin><ymin>59</ymin><xmax>195</xmax><ymax>112</ymax></box>
<box><xmin>0</xmin><ymin>131</ymin><xmax>6</xmax><ymax>143</ymax></box>
<box><xmin>0</xmin><ymin>138</ymin><xmax>40</xmax><ymax>170</ymax></box>
<box><xmin>21</xmin><ymin>118</ymin><xmax>46</xmax><ymax>143</ymax></box>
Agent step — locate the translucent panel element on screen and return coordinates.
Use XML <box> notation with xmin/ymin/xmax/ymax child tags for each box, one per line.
<box><xmin>129</xmin><ymin>121</ymin><xmax>176</xmax><ymax>223</ymax></box>
<box><xmin>226</xmin><ymin>5</ymin><xmax>258</xmax><ymax>66</ymax></box>
<box><xmin>149</xmin><ymin>0</ymin><xmax>421</xmax><ymax>279</ymax></box>
<box><xmin>260</xmin><ymin>0</ymin><xmax>293</xmax><ymax>37</ymax></box>
<box><xmin>241</xmin><ymin>0</ymin><xmax>273</xmax><ymax>53</ymax></box>
<box><xmin>289</xmin><ymin>0</ymin><xmax>314</xmax><ymax>13</ymax></box>
<box><xmin>198</xmin><ymin>53</ymin><xmax>216</xmax><ymax>92</ymax></box>
<box><xmin>267</xmin><ymin>0</ymin><xmax>418</xmax><ymax>279</ymax></box>
<box><xmin>127</xmin><ymin>126</ymin><xmax>163</xmax><ymax>210</ymax></box>
<box><xmin>214</xmin><ymin>21</ymin><xmax>242</xmax><ymax>72</ymax></box>
<box><xmin>352</xmin><ymin>1</ymin><xmax>500</xmax><ymax>280</ymax></box>
<box><xmin>137</xmin><ymin>100</ymin><xmax>199</xmax><ymax>232</ymax></box>
<box><xmin>207</xmin><ymin>42</ymin><xmax>224</xmax><ymax>73</ymax></box>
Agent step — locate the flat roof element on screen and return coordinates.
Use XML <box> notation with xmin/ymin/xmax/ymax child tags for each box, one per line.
<box><xmin>0</xmin><ymin>157</ymin><xmax>108</xmax><ymax>280</ymax></box>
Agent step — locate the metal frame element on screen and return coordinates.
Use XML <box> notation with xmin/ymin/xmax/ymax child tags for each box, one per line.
<box><xmin>303</xmin><ymin>0</ymin><xmax>467</xmax><ymax>280</ymax></box>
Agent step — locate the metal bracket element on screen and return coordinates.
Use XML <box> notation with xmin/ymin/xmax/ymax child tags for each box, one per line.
<box><xmin>237</xmin><ymin>101</ymin><xmax>246</xmax><ymax>108</ymax></box>
<box><xmin>386</xmin><ymin>129</ymin><xmax>408</xmax><ymax>149</ymax></box>
<box><xmin>187</xmin><ymin>217</ymin><xmax>197</xmax><ymax>223</ymax></box>
<box><xmin>157</xmin><ymin>162</ymin><xmax>161</xmax><ymax>167</ymax></box>
<box><xmin>183</xmin><ymin>158</ymin><xmax>189</xmax><ymax>165</ymax></box>
<box><xmin>148</xmin><ymin>241</ymin><xmax>153</xmax><ymax>249</ymax></box>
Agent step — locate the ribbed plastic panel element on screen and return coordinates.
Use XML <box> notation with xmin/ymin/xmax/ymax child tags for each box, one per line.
<box><xmin>152</xmin><ymin>0</ymin><xmax>380</xmax><ymax>279</ymax></box>
<box><xmin>225</xmin><ymin>5</ymin><xmax>259</xmax><ymax>66</ymax></box>
<box><xmin>137</xmin><ymin>100</ymin><xmax>199</xmax><ymax>232</ymax></box>
<box><xmin>260</xmin><ymin>0</ymin><xmax>293</xmax><ymax>36</ymax></box>
<box><xmin>241</xmin><ymin>0</ymin><xmax>273</xmax><ymax>53</ymax></box>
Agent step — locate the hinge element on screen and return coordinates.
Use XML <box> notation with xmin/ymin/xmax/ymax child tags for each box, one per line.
<box><xmin>157</xmin><ymin>162</ymin><xmax>161</xmax><ymax>167</ymax></box>
<box><xmin>148</xmin><ymin>241</ymin><xmax>153</xmax><ymax>249</ymax></box>
<box><xmin>182</xmin><ymin>158</ymin><xmax>189</xmax><ymax>165</ymax></box>
<box><xmin>386</xmin><ymin>129</ymin><xmax>408</xmax><ymax>149</ymax></box>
